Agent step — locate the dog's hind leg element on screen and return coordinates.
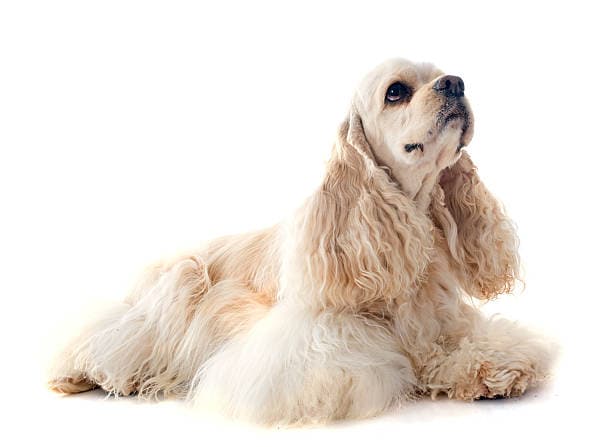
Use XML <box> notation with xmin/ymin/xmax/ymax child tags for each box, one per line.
<box><xmin>48</xmin><ymin>254</ymin><xmax>274</xmax><ymax>398</ymax></box>
<box><xmin>47</xmin><ymin>255</ymin><xmax>213</xmax><ymax>397</ymax></box>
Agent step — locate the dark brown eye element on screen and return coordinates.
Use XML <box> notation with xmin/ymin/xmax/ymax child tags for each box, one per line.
<box><xmin>385</xmin><ymin>82</ymin><xmax>410</xmax><ymax>103</ymax></box>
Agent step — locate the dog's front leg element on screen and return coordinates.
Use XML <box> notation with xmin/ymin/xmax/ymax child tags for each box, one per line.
<box><xmin>422</xmin><ymin>317</ymin><xmax>554</xmax><ymax>400</ymax></box>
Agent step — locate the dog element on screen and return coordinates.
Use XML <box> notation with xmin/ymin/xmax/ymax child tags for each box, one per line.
<box><xmin>48</xmin><ymin>58</ymin><xmax>552</xmax><ymax>425</ymax></box>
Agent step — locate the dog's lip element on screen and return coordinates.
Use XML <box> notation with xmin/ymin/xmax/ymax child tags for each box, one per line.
<box><xmin>439</xmin><ymin>93</ymin><xmax>467</xmax><ymax>112</ymax></box>
<box><xmin>436</xmin><ymin>99</ymin><xmax>472</xmax><ymax>145</ymax></box>
<box><xmin>413</xmin><ymin>99</ymin><xmax>473</xmax><ymax>151</ymax></box>
<box><xmin>443</xmin><ymin>113</ymin><xmax>466</xmax><ymax>123</ymax></box>
<box><xmin>418</xmin><ymin>106</ymin><xmax>472</xmax><ymax>151</ymax></box>
<box><xmin>404</xmin><ymin>143</ymin><xmax>424</xmax><ymax>153</ymax></box>
<box><xmin>437</xmin><ymin>103</ymin><xmax>469</xmax><ymax>127</ymax></box>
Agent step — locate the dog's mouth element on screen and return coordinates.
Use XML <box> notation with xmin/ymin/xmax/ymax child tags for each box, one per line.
<box><xmin>404</xmin><ymin>143</ymin><xmax>424</xmax><ymax>153</ymax></box>
<box><xmin>404</xmin><ymin>99</ymin><xmax>473</xmax><ymax>155</ymax></box>
<box><xmin>436</xmin><ymin>98</ymin><xmax>472</xmax><ymax>149</ymax></box>
<box><xmin>437</xmin><ymin>99</ymin><xmax>470</xmax><ymax>129</ymax></box>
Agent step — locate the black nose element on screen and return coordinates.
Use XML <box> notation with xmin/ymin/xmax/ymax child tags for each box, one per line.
<box><xmin>433</xmin><ymin>75</ymin><xmax>465</xmax><ymax>97</ymax></box>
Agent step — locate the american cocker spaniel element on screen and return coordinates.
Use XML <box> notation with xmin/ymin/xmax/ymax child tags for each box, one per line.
<box><xmin>48</xmin><ymin>58</ymin><xmax>553</xmax><ymax>425</ymax></box>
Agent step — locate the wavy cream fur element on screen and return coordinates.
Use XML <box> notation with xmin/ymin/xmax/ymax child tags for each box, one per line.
<box><xmin>48</xmin><ymin>59</ymin><xmax>553</xmax><ymax>425</ymax></box>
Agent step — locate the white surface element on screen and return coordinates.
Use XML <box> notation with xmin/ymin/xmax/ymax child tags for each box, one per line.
<box><xmin>1</xmin><ymin>1</ymin><xmax>609</xmax><ymax>444</ymax></box>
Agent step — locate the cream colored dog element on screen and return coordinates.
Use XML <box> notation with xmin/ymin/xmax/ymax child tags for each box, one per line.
<box><xmin>48</xmin><ymin>59</ymin><xmax>552</xmax><ymax>425</ymax></box>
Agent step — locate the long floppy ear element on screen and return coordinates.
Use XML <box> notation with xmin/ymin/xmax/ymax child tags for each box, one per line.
<box><xmin>430</xmin><ymin>152</ymin><xmax>520</xmax><ymax>300</ymax></box>
<box><xmin>283</xmin><ymin>107</ymin><xmax>434</xmax><ymax>310</ymax></box>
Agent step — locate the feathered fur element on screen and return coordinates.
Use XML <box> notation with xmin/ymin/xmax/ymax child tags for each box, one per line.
<box><xmin>48</xmin><ymin>59</ymin><xmax>553</xmax><ymax>425</ymax></box>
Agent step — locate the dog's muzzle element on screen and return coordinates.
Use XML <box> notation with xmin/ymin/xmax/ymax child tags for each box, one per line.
<box><xmin>434</xmin><ymin>75</ymin><xmax>470</xmax><ymax>129</ymax></box>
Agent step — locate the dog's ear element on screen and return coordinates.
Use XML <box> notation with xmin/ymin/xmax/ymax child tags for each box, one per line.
<box><xmin>283</xmin><ymin>107</ymin><xmax>433</xmax><ymax>310</ymax></box>
<box><xmin>430</xmin><ymin>152</ymin><xmax>520</xmax><ymax>300</ymax></box>
<box><xmin>323</xmin><ymin>106</ymin><xmax>379</xmax><ymax>183</ymax></box>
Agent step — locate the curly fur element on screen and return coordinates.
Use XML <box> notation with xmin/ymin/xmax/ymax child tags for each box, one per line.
<box><xmin>431</xmin><ymin>154</ymin><xmax>521</xmax><ymax>299</ymax></box>
<box><xmin>48</xmin><ymin>58</ymin><xmax>553</xmax><ymax>425</ymax></box>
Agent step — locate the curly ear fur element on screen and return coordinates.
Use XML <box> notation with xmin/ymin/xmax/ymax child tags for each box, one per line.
<box><xmin>430</xmin><ymin>152</ymin><xmax>520</xmax><ymax>300</ymax></box>
<box><xmin>283</xmin><ymin>108</ymin><xmax>434</xmax><ymax>311</ymax></box>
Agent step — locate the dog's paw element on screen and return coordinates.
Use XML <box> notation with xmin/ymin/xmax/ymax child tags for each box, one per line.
<box><xmin>453</xmin><ymin>361</ymin><xmax>537</xmax><ymax>400</ymax></box>
<box><xmin>48</xmin><ymin>376</ymin><xmax>97</xmax><ymax>394</ymax></box>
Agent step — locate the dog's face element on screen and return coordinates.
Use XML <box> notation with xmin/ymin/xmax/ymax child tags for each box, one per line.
<box><xmin>354</xmin><ymin>59</ymin><xmax>474</xmax><ymax>207</ymax></box>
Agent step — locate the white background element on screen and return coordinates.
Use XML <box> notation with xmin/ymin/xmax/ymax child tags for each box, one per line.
<box><xmin>1</xmin><ymin>0</ymin><xmax>611</xmax><ymax>445</ymax></box>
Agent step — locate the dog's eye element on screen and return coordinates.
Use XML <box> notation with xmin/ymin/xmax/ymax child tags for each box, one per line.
<box><xmin>385</xmin><ymin>82</ymin><xmax>410</xmax><ymax>103</ymax></box>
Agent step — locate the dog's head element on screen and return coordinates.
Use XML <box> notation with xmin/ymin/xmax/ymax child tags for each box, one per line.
<box><xmin>352</xmin><ymin>59</ymin><xmax>474</xmax><ymax>208</ymax></box>
<box><xmin>323</xmin><ymin>59</ymin><xmax>519</xmax><ymax>300</ymax></box>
